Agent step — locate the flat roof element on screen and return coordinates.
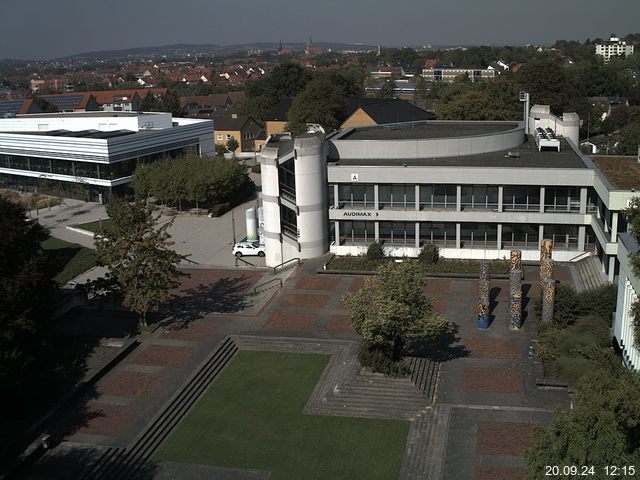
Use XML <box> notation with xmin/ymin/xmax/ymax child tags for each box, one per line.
<box><xmin>591</xmin><ymin>156</ymin><xmax>640</xmax><ymax>190</ymax></box>
<box><xmin>339</xmin><ymin>121</ymin><xmax>520</xmax><ymax>141</ymax></box>
<box><xmin>13</xmin><ymin>111</ymin><xmax>161</xmax><ymax>119</ymax></box>
<box><xmin>0</xmin><ymin>129</ymin><xmax>138</xmax><ymax>139</ymax></box>
<box><xmin>329</xmin><ymin>136</ymin><xmax>587</xmax><ymax>169</ymax></box>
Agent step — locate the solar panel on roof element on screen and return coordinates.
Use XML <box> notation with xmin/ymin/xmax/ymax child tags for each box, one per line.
<box><xmin>0</xmin><ymin>100</ymin><xmax>24</xmax><ymax>115</ymax></box>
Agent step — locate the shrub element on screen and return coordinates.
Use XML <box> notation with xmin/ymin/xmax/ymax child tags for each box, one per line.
<box><xmin>366</xmin><ymin>241</ymin><xmax>385</xmax><ymax>261</ymax></box>
<box><xmin>251</xmin><ymin>163</ymin><xmax>261</xmax><ymax>173</ymax></box>
<box><xmin>418</xmin><ymin>243</ymin><xmax>439</xmax><ymax>265</ymax></box>
<box><xmin>210</xmin><ymin>202</ymin><xmax>231</xmax><ymax>217</ymax></box>
<box><xmin>357</xmin><ymin>342</ymin><xmax>410</xmax><ymax>377</ymax></box>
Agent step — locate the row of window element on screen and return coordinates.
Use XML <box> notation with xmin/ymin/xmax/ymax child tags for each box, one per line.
<box><xmin>337</xmin><ymin>221</ymin><xmax>586</xmax><ymax>249</ymax></box>
<box><xmin>0</xmin><ymin>145</ymin><xmax>198</xmax><ymax>181</ymax></box>
<box><xmin>330</xmin><ymin>184</ymin><xmax>593</xmax><ymax>212</ymax></box>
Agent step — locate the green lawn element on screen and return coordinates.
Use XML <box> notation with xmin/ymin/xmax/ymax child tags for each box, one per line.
<box><xmin>155</xmin><ymin>351</ymin><xmax>409</xmax><ymax>480</ymax></box>
<box><xmin>73</xmin><ymin>218</ymin><xmax>111</xmax><ymax>233</ymax></box>
<box><xmin>41</xmin><ymin>237</ymin><xmax>97</xmax><ymax>285</ymax></box>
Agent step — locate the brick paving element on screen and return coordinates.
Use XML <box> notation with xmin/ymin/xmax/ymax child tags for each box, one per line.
<box><xmin>475</xmin><ymin>466</ymin><xmax>527</xmax><ymax>480</ymax></box>
<box><xmin>161</xmin><ymin>322</ymin><xmax>218</xmax><ymax>341</ymax></box>
<box><xmin>131</xmin><ymin>345</ymin><xmax>194</xmax><ymax>368</ymax></box>
<box><xmin>463</xmin><ymin>367</ymin><xmax>524</xmax><ymax>394</ymax></box>
<box><xmin>78</xmin><ymin>402</ymin><xmax>139</xmax><ymax>437</ymax></box>
<box><xmin>263</xmin><ymin>311</ymin><xmax>320</xmax><ymax>331</ymax></box>
<box><xmin>466</xmin><ymin>338</ymin><xmax>518</xmax><ymax>360</ymax></box>
<box><xmin>476</xmin><ymin>421</ymin><xmax>534</xmax><ymax>455</ymax></box>
<box><xmin>97</xmin><ymin>371</ymin><xmax>167</xmax><ymax>399</ymax></box>
<box><xmin>278</xmin><ymin>293</ymin><xmax>330</xmax><ymax>309</ymax></box>
<box><xmin>327</xmin><ymin>314</ymin><xmax>354</xmax><ymax>333</ymax></box>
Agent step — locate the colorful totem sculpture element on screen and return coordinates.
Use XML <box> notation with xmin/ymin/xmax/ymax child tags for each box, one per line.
<box><xmin>540</xmin><ymin>239</ymin><xmax>552</xmax><ymax>261</ymax></box>
<box><xmin>539</xmin><ymin>257</ymin><xmax>554</xmax><ymax>291</ymax></box>
<box><xmin>477</xmin><ymin>261</ymin><xmax>491</xmax><ymax>329</ymax></box>
<box><xmin>542</xmin><ymin>279</ymin><xmax>556</xmax><ymax>322</ymax></box>
<box><xmin>510</xmin><ymin>250</ymin><xmax>522</xmax><ymax>272</ymax></box>
<box><xmin>510</xmin><ymin>292</ymin><xmax>522</xmax><ymax>329</ymax></box>
<box><xmin>509</xmin><ymin>271</ymin><xmax>523</xmax><ymax>330</ymax></box>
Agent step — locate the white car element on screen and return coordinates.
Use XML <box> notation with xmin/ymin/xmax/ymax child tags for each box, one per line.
<box><xmin>232</xmin><ymin>241</ymin><xmax>265</xmax><ymax>257</ymax></box>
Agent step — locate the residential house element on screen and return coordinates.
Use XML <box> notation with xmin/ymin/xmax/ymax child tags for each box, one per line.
<box><xmin>213</xmin><ymin>114</ymin><xmax>263</xmax><ymax>152</ymax></box>
<box><xmin>340</xmin><ymin>99</ymin><xmax>435</xmax><ymax>130</ymax></box>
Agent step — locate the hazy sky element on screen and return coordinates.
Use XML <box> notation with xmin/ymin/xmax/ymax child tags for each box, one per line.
<box><xmin>2</xmin><ymin>0</ymin><xmax>639</xmax><ymax>59</ymax></box>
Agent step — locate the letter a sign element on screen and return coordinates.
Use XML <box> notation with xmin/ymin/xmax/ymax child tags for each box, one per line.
<box><xmin>351</xmin><ymin>173</ymin><xmax>359</xmax><ymax>182</ymax></box>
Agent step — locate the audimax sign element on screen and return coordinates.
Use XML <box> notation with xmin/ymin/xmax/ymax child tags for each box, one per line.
<box><xmin>342</xmin><ymin>211</ymin><xmax>379</xmax><ymax>217</ymax></box>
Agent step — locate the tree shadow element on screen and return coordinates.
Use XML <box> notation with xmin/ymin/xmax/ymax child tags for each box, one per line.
<box><xmin>403</xmin><ymin>325</ymin><xmax>469</xmax><ymax>362</ymax></box>
<box><xmin>166</xmin><ymin>274</ymin><xmax>255</xmax><ymax>327</ymax></box>
<box><xmin>0</xmin><ymin>336</ymin><xmax>105</xmax><ymax>478</ymax></box>
<box><xmin>521</xmin><ymin>283</ymin><xmax>533</xmax><ymax>326</ymax></box>
<box><xmin>12</xmin><ymin>445</ymin><xmax>158</xmax><ymax>480</ymax></box>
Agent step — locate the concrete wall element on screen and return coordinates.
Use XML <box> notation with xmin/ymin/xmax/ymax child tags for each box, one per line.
<box><xmin>329</xmin><ymin>122</ymin><xmax>524</xmax><ymax>160</ymax></box>
<box><xmin>614</xmin><ymin>234</ymin><xmax>640</xmax><ymax>369</ymax></box>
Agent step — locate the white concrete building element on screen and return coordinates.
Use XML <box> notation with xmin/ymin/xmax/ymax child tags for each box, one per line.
<box><xmin>614</xmin><ymin>233</ymin><xmax>640</xmax><ymax>370</ymax></box>
<box><xmin>595</xmin><ymin>35</ymin><xmax>635</xmax><ymax>63</ymax></box>
<box><xmin>0</xmin><ymin>111</ymin><xmax>214</xmax><ymax>202</ymax></box>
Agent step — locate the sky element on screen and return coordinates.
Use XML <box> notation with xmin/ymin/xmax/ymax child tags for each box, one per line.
<box><xmin>2</xmin><ymin>0</ymin><xmax>639</xmax><ymax>60</ymax></box>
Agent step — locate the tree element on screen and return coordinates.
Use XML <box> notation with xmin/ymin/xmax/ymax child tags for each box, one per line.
<box><xmin>618</xmin><ymin>122</ymin><xmax>640</xmax><ymax>155</ymax></box>
<box><xmin>226</xmin><ymin>136</ymin><xmax>239</xmax><ymax>153</ymax></box>
<box><xmin>94</xmin><ymin>200</ymin><xmax>188</xmax><ymax>327</ymax></box>
<box><xmin>525</xmin><ymin>351</ymin><xmax>640</xmax><ymax>478</ymax></box>
<box><xmin>215</xmin><ymin>143</ymin><xmax>227</xmax><ymax>156</ymax></box>
<box><xmin>342</xmin><ymin>262</ymin><xmax>453</xmax><ymax>375</ymax></box>
<box><xmin>0</xmin><ymin>198</ymin><xmax>55</xmax><ymax>401</ymax></box>
<box><xmin>377</xmin><ymin>78</ymin><xmax>396</xmax><ymax>99</ymax></box>
<box><xmin>285</xmin><ymin>76</ymin><xmax>346</xmax><ymax>135</ymax></box>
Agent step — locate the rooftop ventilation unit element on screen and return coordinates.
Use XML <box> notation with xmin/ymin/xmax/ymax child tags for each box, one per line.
<box><xmin>535</xmin><ymin>127</ymin><xmax>560</xmax><ymax>152</ymax></box>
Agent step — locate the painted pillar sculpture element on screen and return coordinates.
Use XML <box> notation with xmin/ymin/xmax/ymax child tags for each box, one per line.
<box><xmin>539</xmin><ymin>257</ymin><xmax>554</xmax><ymax>291</ymax></box>
<box><xmin>510</xmin><ymin>291</ymin><xmax>522</xmax><ymax>329</ymax></box>
<box><xmin>542</xmin><ymin>279</ymin><xmax>556</xmax><ymax>322</ymax></box>
<box><xmin>477</xmin><ymin>261</ymin><xmax>491</xmax><ymax>329</ymax></box>
<box><xmin>509</xmin><ymin>270</ymin><xmax>523</xmax><ymax>330</ymax></box>
<box><xmin>510</xmin><ymin>250</ymin><xmax>522</xmax><ymax>273</ymax></box>
<box><xmin>540</xmin><ymin>239</ymin><xmax>552</xmax><ymax>261</ymax></box>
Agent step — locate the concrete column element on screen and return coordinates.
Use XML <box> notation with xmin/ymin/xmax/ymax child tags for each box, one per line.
<box><xmin>374</xmin><ymin>184</ymin><xmax>379</xmax><ymax>210</ymax></box>
<box><xmin>578</xmin><ymin>226</ymin><xmax>586</xmax><ymax>251</ymax></box>
<box><xmin>597</xmin><ymin>198</ymin><xmax>602</xmax><ymax>219</ymax></box>
<box><xmin>415</xmin><ymin>222</ymin><xmax>420</xmax><ymax>248</ymax></box>
<box><xmin>335</xmin><ymin>221</ymin><xmax>340</xmax><ymax>245</ymax></box>
<box><xmin>456</xmin><ymin>185</ymin><xmax>462</xmax><ymax>211</ymax></box>
<box><xmin>539</xmin><ymin>187</ymin><xmax>545</xmax><ymax>213</ymax></box>
<box><xmin>608</xmin><ymin>256</ymin><xmax>616</xmax><ymax>282</ymax></box>
<box><xmin>604</xmin><ymin>211</ymin><xmax>610</xmax><ymax>233</ymax></box>
<box><xmin>333</xmin><ymin>184</ymin><xmax>339</xmax><ymax>209</ymax></box>
<box><xmin>538</xmin><ymin>225</ymin><xmax>544</xmax><ymax>249</ymax></box>
<box><xmin>456</xmin><ymin>223</ymin><xmax>461</xmax><ymax>249</ymax></box>
<box><xmin>415</xmin><ymin>185</ymin><xmax>420</xmax><ymax>211</ymax></box>
<box><xmin>374</xmin><ymin>221</ymin><xmax>379</xmax><ymax>242</ymax></box>
<box><xmin>498</xmin><ymin>186</ymin><xmax>503</xmax><ymax>212</ymax></box>
<box><xmin>611</xmin><ymin>212</ymin><xmax>619</xmax><ymax>243</ymax></box>
<box><xmin>497</xmin><ymin>224</ymin><xmax>502</xmax><ymax>250</ymax></box>
<box><xmin>579</xmin><ymin>187</ymin><xmax>587</xmax><ymax>215</ymax></box>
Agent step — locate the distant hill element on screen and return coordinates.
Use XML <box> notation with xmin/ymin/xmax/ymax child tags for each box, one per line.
<box><xmin>59</xmin><ymin>42</ymin><xmax>376</xmax><ymax>60</ymax></box>
<box><xmin>59</xmin><ymin>42</ymin><xmax>379</xmax><ymax>61</ymax></box>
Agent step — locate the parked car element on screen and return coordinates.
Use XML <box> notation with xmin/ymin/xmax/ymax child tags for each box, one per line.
<box><xmin>232</xmin><ymin>241</ymin><xmax>265</xmax><ymax>257</ymax></box>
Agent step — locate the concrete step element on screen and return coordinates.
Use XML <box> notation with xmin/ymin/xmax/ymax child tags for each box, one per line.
<box><xmin>87</xmin><ymin>337</ymin><xmax>239</xmax><ymax>480</ymax></box>
<box><xmin>425</xmin><ymin>405</ymin><xmax>451</xmax><ymax>480</ymax></box>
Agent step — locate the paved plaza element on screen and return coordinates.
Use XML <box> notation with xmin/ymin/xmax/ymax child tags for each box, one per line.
<box><xmin>21</xmin><ymin>259</ymin><xmax>571</xmax><ymax>480</ymax></box>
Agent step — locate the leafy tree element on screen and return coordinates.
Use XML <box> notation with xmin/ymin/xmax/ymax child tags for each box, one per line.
<box><xmin>418</xmin><ymin>244</ymin><xmax>439</xmax><ymax>265</ymax></box>
<box><xmin>331</xmin><ymin>66</ymin><xmax>368</xmax><ymax>97</ymax></box>
<box><xmin>0</xmin><ymin>198</ymin><xmax>55</xmax><ymax>402</ymax></box>
<box><xmin>342</xmin><ymin>262</ymin><xmax>453</xmax><ymax>375</ymax></box>
<box><xmin>517</xmin><ymin>59</ymin><xmax>575</xmax><ymax>114</ymax></box>
<box><xmin>366</xmin><ymin>241</ymin><xmax>385</xmax><ymax>260</ymax></box>
<box><xmin>215</xmin><ymin>143</ymin><xmax>227</xmax><ymax>156</ymax></box>
<box><xmin>525</xmin><ymin>351</ymin><xmax>640</xmax><ymax>478</ymax></box>
<box><xmin>140</xmin><ymin>91</ymin><xmax>162</xmax><ymax>111</ymax></box>
<box><xmin>377</xmin><ymin>78</ymin><xmax>396</xmax><ymax>99</ymax></box>
<box><xmin>94</xmin><ymin>200</ymin><xmax>188</xmax><ymax>327</ymax></box>
<box><xmin>618</xmin><ymin>122</ymin><xmax>640</xmax><ymax>155</ymax></box>
<box><xmin>285</xmin><ymin>76</ymin><xmax>346</xmax><ymax>135</ymax></box>
<box><xmin>226</xmin><ymin>136</ymin><xmax>239</xmax><ymax>153</ymax></box>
